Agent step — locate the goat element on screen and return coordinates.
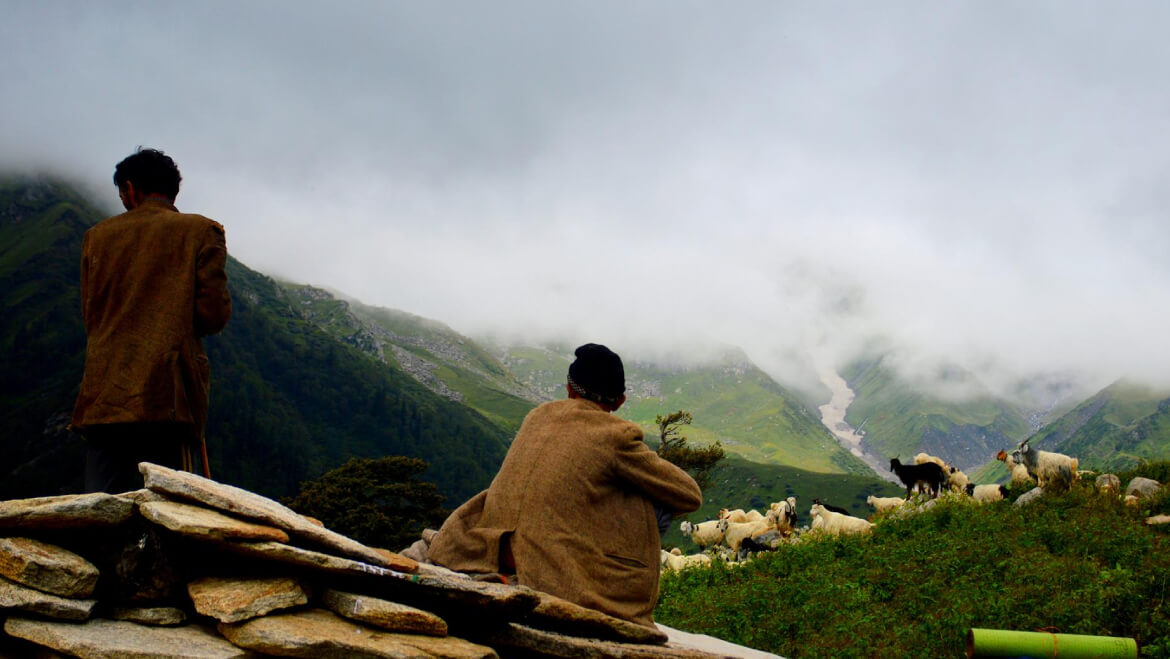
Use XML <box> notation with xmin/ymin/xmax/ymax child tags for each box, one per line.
<box><xmin>996</xmin><ymin>449</ymin><xmax>1034</xmax><ymax>486</ymax></box>
<box><xmin>889</xmin><ymin>457</ymin><xmax>947</xmax><ymax>499</ymax></box>
<box><xmin>1011</xmin><ymin>439</ymin><xmax>1077</xmax><ymax>491</ymax></box>
<box><xmin>811</xmin><ymin>498</ymin><xmax>850</xmax><ymax>515</ymax></box>
<box><xmin>809</xmin><ymin>504</ymin><xmax>874</xmax><ymax>536</ymax></box>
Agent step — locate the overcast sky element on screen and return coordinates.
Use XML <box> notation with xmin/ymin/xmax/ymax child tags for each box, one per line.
<box><xmin>3</xmin><ymin>1</ymin><xmax>1168</xmax><ymax>398</ymax></box>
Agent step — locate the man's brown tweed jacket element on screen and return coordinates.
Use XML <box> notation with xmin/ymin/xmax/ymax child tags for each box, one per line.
<box><xmin>428</xmin><ymin>397</ymin><xmax>702</xmax><ymax>628</ymax></box>
<box><xmin>72</xmin><ymin>198</ymin><xmax>231</xmax><ymax>437</ymax></box>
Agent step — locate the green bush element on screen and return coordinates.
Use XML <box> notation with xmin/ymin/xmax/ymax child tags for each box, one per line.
<box><xmin>657</xmin><ymin>489</ymin><xmax>1170</xmax><ymax>658</ymax></box>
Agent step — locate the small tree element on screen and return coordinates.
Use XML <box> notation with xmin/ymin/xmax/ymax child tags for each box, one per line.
<box><xmin>655</xmin><ymin>410</ymin><xmax>725</xmax><ymax>491</ymax></box>
<box><xmin>286</xmin><ymin>456</ymin><xmax>448</xmax><ymax>551</ymax></box>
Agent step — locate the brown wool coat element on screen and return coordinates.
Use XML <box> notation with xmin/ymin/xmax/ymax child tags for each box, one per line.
<box><xmin>428</xmin><ymin>397</ymin><xmax>702</xmax><ymax>628</ymax></box>
<box><xmin>71</xmin><ymin>199</ymin><xmax>231</xmax><ymax>436</ymax></box>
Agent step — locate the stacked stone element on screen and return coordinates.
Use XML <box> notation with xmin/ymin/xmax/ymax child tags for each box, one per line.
<box><xmin>0</xmin><ymin>463</ymin><xmax>727</xmax><ymax>658</ymax></box>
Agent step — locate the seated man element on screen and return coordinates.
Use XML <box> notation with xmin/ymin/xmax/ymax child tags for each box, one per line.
<box><xmin>428</xmin><ymin>343</ymin><xmax>702</xmax><ymax>629</ymax></box>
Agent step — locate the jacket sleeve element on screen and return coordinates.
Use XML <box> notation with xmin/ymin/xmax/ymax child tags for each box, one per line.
<box><xmin>194</xmin><ymin>221</ymin><xmax>231</xmax><ymax>337</ymax></box>
<box><xmin>612</xmin><ymin>431</ymin><xmax>702</xmax><ymax>515</ymax></box>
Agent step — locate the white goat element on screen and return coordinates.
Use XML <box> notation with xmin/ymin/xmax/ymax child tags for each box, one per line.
<box><xmin>997</xmin><ymin>449</ymin><xmax>1035</xmax><ymax>486</ymax></box>
<box><xmin>679</xmin><ymin>520</ymin><xmax>725</xmax><ymax>548</ymax></box>
<box><xmin>914</xmin><ymin>452</ymin><xmax>949</xmax><ymax>469</ymax></box>
<box><xmin>660</xmin><ymin>548</ymin><xmax>712</xmax><ymax>571</ymax></box>
<box><xmin>866</xmin><ymin>495</ymin><xmax>906</xmax><ymax>514</ymax></box>
<box><xmin>966</xmin><ymin>483</ymin><xmax>1007</xmax><ymax>503</ymax></box>
<box><xmin>809</xmin><ymin>503</ymin><xmax>874</xmax><ymax>536</ymax></box>
<box><xmin>718</xmin><ymin>508</ymin><xmax>764</xmax><ymax>523</ymax></box>
<box><xmin>718</xmin><ymin>516</ymin><xmax>777</xmax><ymax>553</ymax></box>
<box><xmin>1012</xmin><ymin>441</ymin><xmax>1078</xmax><ymax>491</ymax></box>
<box><xmin>947</xmin><ymin>467</ymin><xmax>970</xmax><ymax>494</ymax></box>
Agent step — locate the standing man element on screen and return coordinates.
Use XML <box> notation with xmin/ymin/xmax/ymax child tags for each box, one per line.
<box><xmin>428</xmin><ymin>343</ymin><xmax>701</xmax><ymax>629</ymax></box>
<box><xmin>72</xmin><ymin>148</ymin><xmax>231</xmax><ymax>493</ymax></box>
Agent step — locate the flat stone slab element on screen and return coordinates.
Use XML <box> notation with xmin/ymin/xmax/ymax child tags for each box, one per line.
<box><xmin>525</xmin><ymin>592</ymin><xmax>668</xmax><ymax>645</ymax></box>
<box><xmin>140</xmin><ymin>500</ymin><xmax>291</xmax><ymax>543</ymax></box>
<box><xmin>111</xmin><ymin>606</ymin><xmax>188</xmax><ymax>626</ymax></box>
<box><xmin>188</xmin><ymin>576</ymin><xmax>308</xmax><ymax>623</ymax></box>
<box><xmin>0</xmin><ymin>536</ymin><xmax>100</xmax><ymax>598</ymax></box>
<box><xmin>0</xmin><ymin>575</ymin><xmax>96</xmax><ymax>621</ymax></box>
<box><xmin>483</xmin><ymin>623</ymin><xmax>732</xmax><ymax>658</ymax></box>
<box><xmin>141</xmin><ymin>463</ymin><xmax>410</xmax><ymax>570</ymax></box>
<box><xmin>216</xmin><ymin>540</ymin><xmax>420</xmax><ymax>580</ymax></box>
<box><xmin>0</xmin><ymin>493</ymin><xmax>134</xmax><ymax>531</ymax></box>
<box><xmin>217</xmin><ymin>540</ymin><xmax>538</xmax><ymax>617</ymax></box>
<box><xmin>4</xmin><ymin>617</ymin><xmax>254</xmax><ymax>658</ymax></box>
<box><xmin>219</xmin><ymin>608</ymin><xmax>497</xmax><ymax>659</ymax></box>
<box><xmin>322</xmin><ymin>588</ymin><xmax>447</xmax><ymax>636</ymax></box>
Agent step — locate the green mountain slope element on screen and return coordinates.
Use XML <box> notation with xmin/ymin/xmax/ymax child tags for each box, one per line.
<box><xmin>0</xmin><ymin>178</ymin><xmax>100</xmax><ymax>494</ymax></box>
<box><xmin>0</xmin><ymin>177</ymin><xmax>509</xmax><ymax>502</ymax></box>
<box><xmin>842</xmin><ymin>356</ymin><xmax>1031</xmax><ymax>472</ymax></box>
<box><xmin>278</xmin><ymin>283</ymin><xmax>538</xmax><ymax>434</ymax></box>
<box><xmin>496</xmin><ymin>345</ymin><xmax>873</xmax><ymax>476</ymax></box>
<box><xmin>1029</xmin><ymin>379</ymin><xmax>1170</xmax><ymax>472</ymax></box>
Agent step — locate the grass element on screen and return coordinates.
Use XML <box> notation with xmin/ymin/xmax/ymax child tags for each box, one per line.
<box><xmin>656</xmin><ymin>462</ymin><xmax>1170</xmax><ymax>658</ymax></box>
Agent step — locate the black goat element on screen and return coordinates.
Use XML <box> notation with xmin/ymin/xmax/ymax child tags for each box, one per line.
<box><xmin>889</xmin><ymin>457</ymin><xmax>947</xmax><ymax>499</ymax></box>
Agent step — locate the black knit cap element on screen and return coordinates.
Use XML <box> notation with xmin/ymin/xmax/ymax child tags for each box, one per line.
<box><xmin>567</xmin><ymin>343</ymin><xmax>626</xmax><ymax>404</ymax></box>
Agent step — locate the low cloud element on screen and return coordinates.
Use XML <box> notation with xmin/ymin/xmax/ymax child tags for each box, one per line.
<box><xmin>3</xmin><ymin>2</ymin><xmax>1168</xmax><ymax>401</ymax></box>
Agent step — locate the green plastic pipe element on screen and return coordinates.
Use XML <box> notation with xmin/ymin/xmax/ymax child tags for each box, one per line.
<box><xmin>967</xmin><ymin>628</ymin><xmax>1137</xmax><ymax>658</ymax></box>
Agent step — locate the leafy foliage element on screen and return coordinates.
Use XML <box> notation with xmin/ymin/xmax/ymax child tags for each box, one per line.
<box><xmin>657</xmin><ymin>465</ymin><xmax>1170</xmax><ymax>658</ymax></box>
<box><xmin>655</xmin><ymin>410</ymin><xmax>725</xmax><ymax>491</ymax></box>
<box><xmin>286</xmin><ymin>456</ymin><xmax>448</xmax><ymax>550</ymax></box>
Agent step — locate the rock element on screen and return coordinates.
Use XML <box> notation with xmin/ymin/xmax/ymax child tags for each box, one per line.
<box><xmin>321</xmin><ymin>588</ymin><xmax>447</xmax><ymax>636</ymax></box>
<box><xmin>483</xmin><ymin>623</ymin><xmax>732</xmax><ymax>658</ymax></box>
<box><xmin>1125</xmin><ymin>477</ymin><xmax>1162</xmax><ymax>499</ymax></box>
<box><xmin>1145</xmin><ymin>514</ymin><xmax>1170</xmax><ymax>526</ymax></box>
<box><xmin>139</xmin><ymin>500</ymin><xmax>290</xmax><ymax>543</ymax></box>
<box><xmin>0</xmin><ymin>493</ymin><xmax>134</xmax><ymax>531</ymax></box>
<box><xmin>140</xmin><ymin>463</ymin><xmax>408</xmax><ymax>570</ymax></box>
<box><xmin>1095</xmin><ymin>473</ymin><xmax>1121</xmax><ymax>495</ymax></box>
<box><xmin>526</xmin><ymin>592</ymin><xmax>668</xmax><ymax>645</ymax></box>
<box><xmin>4</xmin><ymin>617</ymin><xmax>253</xmax><ymax>658</ymax></box>
<box><xmin>216</xmin><ymin>540</ymin><xmax>539</xmax><ymax>618</ymax></box>
<box><xmin>0</xmin><ymin>537</ymin><xmax>100</xmax><ymax>598</ymax></box>
<box><xmin>187</xmin><ymin>576</ymin><xmax>307</xmax><ymax>623</ymax></box>
<box><xmin>215</xmin><ymin>540</ymin><xmax>419</xmax><ymax>580</ymax></box>
<box><xmin>0</xmin><ymin>575</ymin><xmax>97</xmax><ymax>621</ymax></box>
<box><xmin>117</xmin><ymin>488</ymin><xmax>170</xmax><ymax>506</ymax></box>
<box><xmin>219</xmin><ymin>608</ymin><xmax>497</xmax><ymax>658</ymax></box>
<box><xmin>111</xmin><ymin>606</ymin><xmax>188</xmax><ymax>626</ymax></box>
<box><xmin>1013</xmin><ymin>487</ymin><xmax>1045</xmax><ymax>506</ymax></box>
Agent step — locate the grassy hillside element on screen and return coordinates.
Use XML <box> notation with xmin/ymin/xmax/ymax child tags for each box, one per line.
<box><xmin>657</xmin><ymin>463</ymin><xmax>1170</xmax><ymax>658</ymax></box>
<box><xmin>279</xmin><ymin>283</ymin><xmax>538</xmax><ymax>434</ymax></box>
<box><xmin>498</xmin><ymin>344</ymin><xmax>873</xmax><ymax>476</ymax></box>
<box><xmin>842</xmin><ymin>356</ymin><xmax>1031</xmax><ymax>472</ymax></box>
<box><xmin>0</xmin><ymin>177</ymin><xmax>510</xmax><ymax>502</ymax></box>
<box><xmin>1029</xmin><ymin>379</ymin><xmax>1170</xmax><ymax>472</ymax></box>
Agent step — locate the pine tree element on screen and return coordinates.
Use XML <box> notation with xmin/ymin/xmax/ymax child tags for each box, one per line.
<box><xmin>286</xmin><ymin>456</ymin><xmax>448</xmax><ymax>550</ymax></box>
<box><xmin>654</xmin><ymin>410</ymin><xmax>725</xmax><ymax>491</ymax></box>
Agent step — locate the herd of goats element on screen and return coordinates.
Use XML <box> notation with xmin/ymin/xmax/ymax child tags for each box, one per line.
<box><xmin>663</xmin><ymin>438</ymin><xmax>1163</xmax><ymax>571</ymax></box>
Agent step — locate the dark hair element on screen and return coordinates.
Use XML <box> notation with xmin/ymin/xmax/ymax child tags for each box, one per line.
<box><xmin>113</xmin><ymin>147</ymin><xmax>182</xmax><ymax>199</ymax></box>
